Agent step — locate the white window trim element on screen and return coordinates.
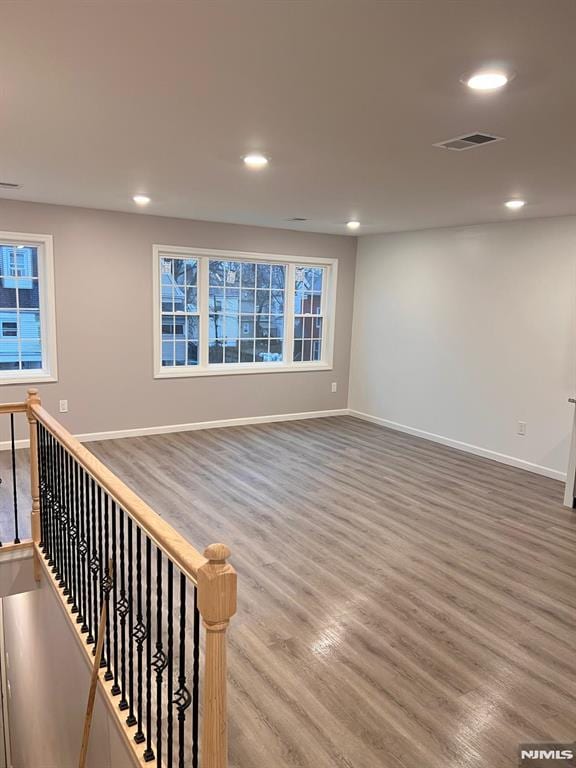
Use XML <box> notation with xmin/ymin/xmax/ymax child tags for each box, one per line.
<box><xmin>153</xmin><ymin>245</ymin><xmax>338</xmax><ymax>378</ymax></box>
<box><xmin>0</xmin><ymin>231</ymin><xmax>58</xmax><ymax>386</ymax></box>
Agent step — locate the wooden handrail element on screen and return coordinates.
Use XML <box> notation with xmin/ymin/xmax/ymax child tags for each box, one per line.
<box><xmin>21</xmin><ymin>389</ymin><xmax>237</xmax><ymax>768</ymax></box>
<box><xmin>0</xmin><ymin>402</ymin><xmax>27</xmax><ymax>415</ymax></box>
<box><xmin>29</xmin><ymin>401</ymin><xmax>207</xmax><ymax>583</ymax></box>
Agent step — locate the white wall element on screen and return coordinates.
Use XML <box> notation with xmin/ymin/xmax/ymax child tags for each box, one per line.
<box><xmin>2</xmin><ymin>576</ymin><xmax>133</xmax><ymax>768</ymax></box>
<box><xmin>349</xmin><ymin>216</ymin><xmax>576</xmax><ymax>479</ymax></box>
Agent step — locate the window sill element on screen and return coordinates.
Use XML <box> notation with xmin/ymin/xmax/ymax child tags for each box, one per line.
<box><xmin>0</xmin><ymin>372</ymin><xmax>57</xmax><ymax>386</ymax></box>
<box><xmin>154</xmin><ymin>362</ymin><xmax>333</xmax><ymax>379</ymax></box>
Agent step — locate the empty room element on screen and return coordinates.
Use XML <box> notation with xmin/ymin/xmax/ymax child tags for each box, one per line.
<box><xmin>0</xmin><ymin>1</ymin><xmax>574</xmax><ymax>767</ymax></box>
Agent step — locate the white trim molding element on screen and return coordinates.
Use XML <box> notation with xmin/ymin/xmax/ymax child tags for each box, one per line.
<box><xmin>0</xmin><ymin>408</ymin><xmax>349</xmax><ymax>450</ymax></box>
<box><xmin>349</xmin><ymin>410</ymin><xmax>566</xmax><ymax>482</ymax></box>
<box><xmin>0</xmin><ymin>231</ymin><xmax>58</xmax><ymax>386</ymax></box>
<box><xmin>152</xmin><ymin>244</ymin><xmax>338</xmax><ymax>378</ymax></box>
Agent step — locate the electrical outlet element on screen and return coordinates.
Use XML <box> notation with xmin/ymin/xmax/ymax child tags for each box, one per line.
<box><xmin>59</xmin><ymin>399</ymin><xmax>69</xmax><ymax>413</ymax></box>
<box><xmin>331</xmin><ymin>382</ymin><xmax>337</xmax><ymax>393</ymax></box>
<box><xmin>517</xmin><ymin>421</ymin><xmax>527</xmax><ymax>436</ymax></box>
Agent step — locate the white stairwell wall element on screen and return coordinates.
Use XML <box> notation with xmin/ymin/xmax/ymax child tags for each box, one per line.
<box><xmin>2</xmin><ymin>572</ymin><xmax>133</xmax><ymax>768</ymax></box>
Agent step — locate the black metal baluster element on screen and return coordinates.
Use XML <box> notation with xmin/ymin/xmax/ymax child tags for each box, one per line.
<box><xmin>117</xmin><ymin>508</ymin><xmax>129</xmax><ymax>709</ymax></box>
<box><xmin>50</xmin><ymin>433</ymin><xmax>59</xmax><ymax>574</ymax></box>
<box><xmin>37</xmin><ymin>424</ymin><xmax>46</xmax><ymax>552</ymax></box>
<box><xmin>46</xmin><ymin>430</ymin><xmax>55</xmax><ymax>566</ymax></box>
<box><xmin>78</xmin><ymin>467</ymin><xmax>89</xmax><ymax>633</ymax></box>
<box><xmin>90</xmin><ymin>480</ymin><xmax>100</xmax><ymax>652</ymax></box>
<box><xmin>143</xmin><ymin>537</ymin><xmax>154</xmax><ymax>761</ymax></box>
<box><xmin>126</xmin><ymin>517</ymin><xmax>136</xmax><ymax>727</ymax></box>
<box><xmin>54</xmin><ymin>437</ymin><xmax>64</xmax><ymax>581</ymax></box>
<box><xmin>10</xmin><ymin>414</ymin><xmax>19</xmax><ymax>544</ymax></box>
<box><xmin>63</xmin><ymin>449</ymin><xmax>73</xmax><ymax>601</ymax></box>
<box><xmin>192</xmin><ymin>586</ymin><xmax>200</xmax><ymax>768</ymax></box>
<box><xmin>57</xmin><ymin>442</ymin><xmax>68</xmax><ymax>591</ymax></box>
<box><xmin>102</xmin><ymin>493</ymin><xmax>113</xmax><ymax>675</ymax></box>
<box><xmin>134</xmin><ymin>526</ymin><xmax>146</xmax><ymax>744</ymax></box>
<box><xmin>111</xmin><ymin>501</ymin><xmax>121</xmax><ymax>694</ymax></box>
<box><xmin>67</xmin><ymin>452</ymin><xmax>78</xmax><ymax>610</ymax></box>
<box><xmin>72</xmin><ymin>460</ymin><xmax>82</xmax><ymax>617</ymax></box>
<box><xmin>104</xmin><ymin>494</ymin><xmax>113</xmax><ymax>680</ymax></box>
<box><xmin>167</xmin><ymin>560</ymin><xmax>174</xmax><ymax>767</ymax></box>
<box><xmin>152</xmin><ymin>548</ymin><xmax>167</xmax><ymax>766</ymax></box>
<box><xmin>175</xmin><ymin>573</ymin><xmax>192</xmax><ymax>768</ymax></box>
<box><xmin>85</xmin><ymin>475</ymin><xmax>94</xmax><ymax>644</ymax></box>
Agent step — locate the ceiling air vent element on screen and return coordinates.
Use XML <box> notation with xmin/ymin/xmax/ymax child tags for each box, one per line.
<box><xmin>285</xmin><ymin>217</ymin><xmax>308</xmax><ymax>222</ymax></box>
<box><xmin>0</xmin><ymin>182</ymin><xmax>22</xmax><ymax>189</ymax></box>
<box><xmin>434</xmin><ymin>132</ymin><xmax>505</xmax><ymax>151</ymax></box>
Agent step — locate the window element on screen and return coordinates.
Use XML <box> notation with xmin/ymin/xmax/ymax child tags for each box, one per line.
<box><xmin>153</xmin><ymin>247</ymin><xmax>337</xmax><ymax>377</ymax></box>
<box><xmin>0</xmin><ymin>233</ymin><xmax>57</xmax><ymax>384</ymax></box>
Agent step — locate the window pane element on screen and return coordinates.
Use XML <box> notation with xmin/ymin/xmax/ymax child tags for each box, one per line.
<box><xmin>225</xmin><ymin>262</ymin><xmax>240</xmax><ymax>286</ymax></box>
<box><xmin>270</xmin><ymin>290</ymin><xmax>284</xmax><ymax>314</ymax></box>
<box><xmin>17</xmin><ymin>279</ymin><xmax>40</xmax><ymax>309</ymax></box>
<box><xmin>241</xmin><ymin>315</ymin><xmax>254</xmax><ymax>337</ymax></box>
<box><xmin>255</xmin><ymin>290</ymin><xmax>270</xmax><ymax>314</ymax></box>
<box><xmin>312</xmin><ymin>268</ymin><xmax>323</xmax><ymax>293</ymax></box>
<box><xmin>271</xmin><ymin>265</ymin><xmax>285</xmax><ymax>289</ymax></box>
<box><xmin>240</xmin><ymin>339</ymin><xmax>255</xmax><ymax>362</ymax></box>
<box><xmin>0</xmin><ymin>286</ymin><xmax>17</xmax><ymax>309</ymax></box>
<box><xmin>209</xmin><ymin>340</ymin><xmax>223</xmax><ymax>363</ymax></box>
<box><xmin>303</xmin><ymin>339</ymin><xmax>312</xmax><ymax>361</ymax></box>
<box><xmin>224</xmin><ymin>315</ymin><xmax>239</xmax><ymax>338</ymax></box>
<box><xmin>269</xmin><ymin>339</ymin><xmax>283</xmax><ymax>360</ymax></box>
<box><xmin>209</xmin><ymin>287</ymin><xmax>224</xmax><ymax>312</ymax></box>
<box><xmin>162</xmin><ymin>315</ymin><xmax>175</xmax><ymax>339</ymax></box>
<box><xmin>312</xmin><ymin>294</ymin><xmax>322</xmax><ymax>314</ymax></box>
<box><xmin>224</xmin><ymin>288</ymin><xmax>239</xmax><ymax>313</ymax></box>
<box><xmin>312</xmin><ymin>317</ymin><xmax>323</xmax><ymax>338</ymax></box>
<box><xmin>303</xmin><ymin>317</ymin><xmax>313</xmax><ymax>338</ymax></box>
<box><xmin>162</xmin><ymin>341</ymin><xmax>174</xmax><ymax>366</ymax></box>
<box><xmin>269</xmin><ymin>316</ymin><xmax>284</xmax><ymax>339</ymax></box>
<box><xmin>186</xmin><ymin>287</ymin><xmax>197</xmax><ymax>312</ymax></box>
<box><xmin>255</xmin><ymin>339</ymin><xmax>268</xmax><ymax>361</ymax></box>
<box><xmin>20</xmin><ymin>311</ymin><xmax>41</xmax><ymax>339</ymax></box>
<box><xmin>256</xmin><ymin>263</ymin><xmax>271</xmax><ymax>288</ymax></box>
<box><xmin>173</xmin><ymin>259</ymin><xmax>186</xmax><ymax>285</ymax></box>
<box><xmin>173</xmin><ymin>285</ymin><xmax>185</xmax><ymax>312</ymax></box>
<box><xmin>209</xmin><ymin>260</ymin><xmax>225</xmax><ymax>285</ymax></box>
<box><xmin>294</xmin><ymin>317</ymin><xmax>303</xmax><ymax>339</ymax></box>
<box><xmin>312</xmin><ymin>339</ymin><xmax>322</xmax><ymax>361</ymax></box>
<box><xmin>224</xmin><ymin>340</ymin><xmax>239</xmax><ymax>363</ymax></box>
<box><xmin>187</xmin><ymin>341</ymin><xmax>198</xmax><ymax>365</ymax></box>
<box><xmin>186</xmin><ymin>316</ymin><xmax>199</xmax><ymax>341</ymax></box>
<box><xmin>209</xmin><ymin>314</ymin><xmax>224</xmax><ymax>341</ymax></box>
<box><xmin>240</xmin><ymin>262</ymin><xmax>255</xmax><ymax>287</ymax></box>
<box><xmin>185</xmin><ymin>260</ymin><xmax>198</xmax><ymax>286</ymax></box>
<box><xmin>0</xmin><ymin>246</ymin><xmax>38</xmax><ymax>278</ymax></box>
<box><xmin>255</xmin><ymin>316</ymin><xmax>269</xmax><ymax>338</ymax></box>
<box><xmin>175</xmin><ymin>340</ymin><xmax>186</xmax><ymax>366</ymax></box>
<box><xmin>240</xmin><ymin>289</ymin><xmax>255</xmax><ymax>313</ymax></box>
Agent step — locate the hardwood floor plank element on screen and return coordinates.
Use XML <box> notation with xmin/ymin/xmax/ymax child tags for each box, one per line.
<box><xmin>86</xmin><ymin>416</ymin><xmax>575</xmax><ymax>768</ymax></box>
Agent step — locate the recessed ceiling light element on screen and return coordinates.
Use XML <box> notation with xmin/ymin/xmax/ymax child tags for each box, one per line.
<box><xmin>466</xmin><ymin>71</ymin><xmax>509</xmax><ymax>91</ymax></box>
<box><xmin>505</xmin><ymin>199</ymin><xmax>526</xmax><ymax>210</ymax></box>
<box><xmin>133</xmin><ymin>194</ymin><xmax>151</xmax><ymax>206</ymax></box>
<box><xmin>243</xmin><ymin>152</ymin><xmax>269</xmax><ymax>170</ymax></box>
<box><xmin>346</xmin><ymin>220</ymin><xmax>360</xmax><ymax>231</ymax></box>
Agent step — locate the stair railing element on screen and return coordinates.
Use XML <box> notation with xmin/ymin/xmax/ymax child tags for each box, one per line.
<box><xmin>22</xmin><ymin>388</ymin><xmax>237</xmax><ymax>768</ymax></box>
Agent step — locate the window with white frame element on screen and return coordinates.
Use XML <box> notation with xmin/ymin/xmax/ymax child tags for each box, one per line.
<box><xmin>0</xmin><ymin>233</ymin><xmax>57</xmax><ymax>384</ymax></box>
<box><xmin>154</xmin><ymin>247</ymin><xmax>337</xmax><ymax>376</ymax></box>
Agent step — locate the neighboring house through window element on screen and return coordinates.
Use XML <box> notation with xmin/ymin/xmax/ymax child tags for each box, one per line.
<box><xmin>153</xmin><ymin>246</ymin><xmax>337</xmax><ymax>377</ymax></box>
<box><xmin>0</xmin><ymin>233</ymin><xmax>57</xmax><ymax>384</ymax></box>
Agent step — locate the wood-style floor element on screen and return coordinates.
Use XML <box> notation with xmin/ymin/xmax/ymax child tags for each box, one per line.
<box><xmin>87</xmin><ymin>417</ymin><xmax>573</xmax><ymax>767</ymax></box>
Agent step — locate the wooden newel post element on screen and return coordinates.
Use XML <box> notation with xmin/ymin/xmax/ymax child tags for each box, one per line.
<box><xmin>26</xmin><ymin>388</ymin><xmax>42</xmax><ymax>581</ymax></box>
<box><xmin>197</xmin><ymin>543</ymin><xmax>237</xmax><ymax>768</ymax></box>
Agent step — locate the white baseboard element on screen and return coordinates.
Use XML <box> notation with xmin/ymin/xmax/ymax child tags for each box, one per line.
<box><xmin>0</xmin><ymin>408</ymin><xmax>350</xmax><ymax>450</ymax></box>
<box><xmin>349</xmin><ymin>409</ymin><xmax>566</xmax><ymax>482</ymax></box>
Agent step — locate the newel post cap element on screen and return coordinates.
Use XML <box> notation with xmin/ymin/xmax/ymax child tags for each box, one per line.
<box><xmin>197</xmin><ymin>542</ymin><xmax>237</xmax><ymax>625</ymax></box>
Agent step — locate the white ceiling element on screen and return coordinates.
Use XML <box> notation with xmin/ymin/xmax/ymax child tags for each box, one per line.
<box><xmin>1</xmin><ymin>0</ymin><xmax>575</xmax><ymax>235</ymax></box>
